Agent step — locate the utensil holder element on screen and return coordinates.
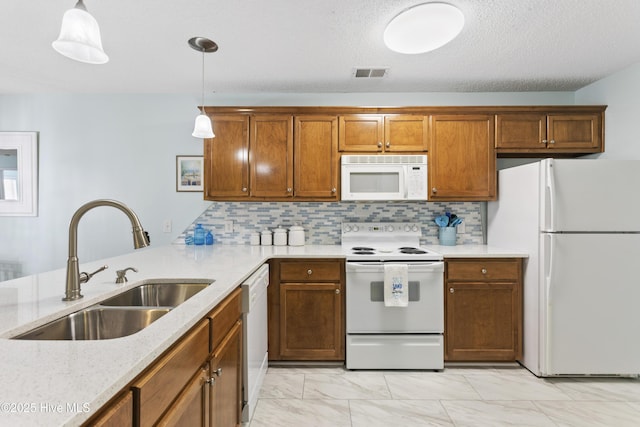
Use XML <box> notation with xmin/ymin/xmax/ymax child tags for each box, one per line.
<box><xmin>439</xmin><ymin>227</ymin><xmax>457</xmax><ymax>246</ymax></box>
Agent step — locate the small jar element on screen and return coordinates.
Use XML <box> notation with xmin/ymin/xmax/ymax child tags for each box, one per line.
<box><xmin>250</xmin><ymin>232</ymin><xmax>260</xmax><ymax>246</ymax></box>
<box><xmin>273</xmin><ymin>227</ymin><xmax>287</xmax><ymax>246</ymax></box>
<box><xmin>193</xmin><ymin>224</ymin><xmax>205</xmax><ymax>246</ymax></box>
<box><xmin>288</xmin><ymin>224</ymin><xmax>305</xmax><ymax>246</ymax></box>
<box><xmin>260</xmin><ymin>229</ymin><xmax>272</xmax><ymax>246</ymax></box>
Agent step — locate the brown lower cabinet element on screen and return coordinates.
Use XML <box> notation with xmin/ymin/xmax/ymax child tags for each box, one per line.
<box><xmin>444</xmin><ymin>258</ymin><xmax>523</xmax><ymax>362</ymax></box>
<box><xmin>269</xmin><ymin>258</ymin><xmax>345</xmax><ymax>361</ymax></box>
<box><xmin>82</xmin><ymin>287</ymin><xmax>243</xmax><ymax>427</ymax></box>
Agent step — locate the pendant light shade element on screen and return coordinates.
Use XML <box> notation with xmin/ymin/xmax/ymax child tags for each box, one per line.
<box><xmin>189</xmin><ymin>37</ymin><xmax>218</xmax><ymax>139</ymax></box>
<box><xmin>52</xmin><ymin>0</ymin><xmax>109</xmax><ymax>64</ymax></box>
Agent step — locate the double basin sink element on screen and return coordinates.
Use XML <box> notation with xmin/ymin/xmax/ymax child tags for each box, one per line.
<box><xmin>14</xmin><ymin>280</ymin><xmax>213</xmax><ymax>341</ymax></box>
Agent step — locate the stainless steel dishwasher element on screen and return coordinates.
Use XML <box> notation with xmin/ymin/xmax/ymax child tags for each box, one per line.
<box><xmin>241</xmin><ymin>264</ymin><xmax>269</xmax><ymax>423</ymax></box>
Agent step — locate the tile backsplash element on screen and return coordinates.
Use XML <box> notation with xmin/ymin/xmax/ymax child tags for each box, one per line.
<box><xmin>177</xmin><ymin>201</ymin><xmax>483</xmax><ymax>246</ymax></box>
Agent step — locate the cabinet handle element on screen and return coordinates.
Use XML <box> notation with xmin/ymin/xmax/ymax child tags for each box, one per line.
<box><xmin>432</xmin><ymin>187</ymin><xmax>437</xmax><ymax>193</ymax></box>
<box><xmin>307</xmin><ymin>269</ymin><xmax>313</xmax><ymax>276</ymax></box>
<box><xmin>481</xmin><ymin>268</ymin><xmax>487</xmax><ymax>274</ymax></box>
<box><xmin>385</xmin><ymin>141</ymin><xmax>390</xmax><ymax>148</ymax></box>
<box><xmin>331</xmin><ymin>187</ymin><xmax>336</xmax><ymax>193</ymax></box>
<box><xmin>449</xmin><ymin>288</ymin><xmax>454</xmax><ymax>293</ymax></box>
<box><xmin>541</xmin><ymin>139</ymin><xmax>548</xmax><ymax>144</ymax></box>
<box><xmin>549</xmin><ymin>139</ymin><xmax>555</xmax><ymax>144</ymax></box>
<box><xmin>335</xmin><ymin>288</ymin><xmax>340</xmax><ymax>294</ymax></box>
<box><xmin>377</xmin><ymin>141</ymin><xmax>383</xmax><ymax>148</ymax></box>
<box><xmin>242</xmin><ymin>187</ymin><xmax>247</xmax><ymax>192</ymax></box>
<box><xmin>207</xmin><ymin>377</ymin><xmax>216</xmax><ymax>386</ymax></box>
<box><xmin>214</xmin><ymin>367</ymin><xmax>222</xmax><ymax>377</ymax></box>
<box><xmin>287</xmin><ymin>187</ymin><xmax>292</xmax><ymax>193</ymax></box>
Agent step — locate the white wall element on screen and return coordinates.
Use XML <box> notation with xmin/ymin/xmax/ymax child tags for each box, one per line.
<box><xmin>0</xmin><ymin>91</ymin><xmax>575</xmax><ymax>277</ymax></box>
<box><xmin>575</xmin><ymin>62</ymin><xmax>640</xmax><ymax>160</ymax></box>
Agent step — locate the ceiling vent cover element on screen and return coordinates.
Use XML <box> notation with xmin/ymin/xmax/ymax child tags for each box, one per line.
<box><xmin>353</xmin><ymin>67</ymin><xmax>389</xmax><ymax>78</ymax></box>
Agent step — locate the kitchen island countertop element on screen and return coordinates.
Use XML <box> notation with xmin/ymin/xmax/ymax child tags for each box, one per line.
<box><xmin>0</xmin><ymin>243</ymin><xmax>525</xmax><ymax>426</ymax></box>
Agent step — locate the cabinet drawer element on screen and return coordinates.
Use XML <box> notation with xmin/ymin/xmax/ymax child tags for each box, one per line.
<box><xmin>447</xmin><ymin>259</ymin><xmax>520</xmax><ymax>281</ymax></box>
<box><xmin>208</xmin><ymin>287</ymin><xmax>242</xmax><ymax>351</ymax></box>
<box><xmin>280</xmin><ymin>261</ymin><xmax>342</xmax><ymax>281</ymax></box>
<box><xmin>133</xmin><ymin>320</ymin><xmax>209</xmax><ymax>427</ymax></box>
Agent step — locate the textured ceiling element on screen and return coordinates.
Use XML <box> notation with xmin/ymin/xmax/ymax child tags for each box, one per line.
<box><xmin>2</xmin><ymin>0</ymin><xmax>640</xmax><ymax>94</ymax></box>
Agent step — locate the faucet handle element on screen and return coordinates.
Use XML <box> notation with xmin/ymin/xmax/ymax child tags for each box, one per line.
<box><xmin>115</xmin><ymin>267</ymin><xmax>138</xmax><ymax>284</ymax></box>
<box><xmin>79</xmin><ymin>265</ymin><xmax>108</xmax><ymax>284</ymax></box>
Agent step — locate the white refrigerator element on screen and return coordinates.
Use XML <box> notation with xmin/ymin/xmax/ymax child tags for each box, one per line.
<box><xmin>488</xmin><ymin>159</ymin><xmax>640</xmax><ymax>377</ymax></box>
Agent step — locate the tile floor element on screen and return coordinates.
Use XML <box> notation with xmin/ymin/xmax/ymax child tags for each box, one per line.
<box><xmin>247</xmin><ymin>365</ymin><xmax>640</xmax><ymax>426</ymax></box>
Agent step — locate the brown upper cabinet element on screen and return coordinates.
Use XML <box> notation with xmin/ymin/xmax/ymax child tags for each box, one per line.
<box><xmin>429</xmin><ymin>115</ymin><xmax>496</xmax><ymax>201</ymax></box>
<box><xmin>495</xmin><ymin>108</ymin><xmax>604</xmax><ymax>155</ymax></box>
<box><xmin>338</xmin><ymin>114</ymin><xmax>429</xmax><ymax>152</ymax></box>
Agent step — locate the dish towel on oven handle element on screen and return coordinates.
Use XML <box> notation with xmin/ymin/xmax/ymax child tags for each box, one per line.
<box><xmin>384</xmin><ymin>263</ymin><xmax>409</xmax><ymax>307</ymax></box>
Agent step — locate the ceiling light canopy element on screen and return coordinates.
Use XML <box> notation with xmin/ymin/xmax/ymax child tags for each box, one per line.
<box><xmin>384</xmin><ymin>2</ymin><xmax>464</xmax><ymax>54</ymax></box>
<box><xmin>189</xmin><ymin>37</ymin><xmax>218</xmax><ymax>139</ymax></box>
<box><xmin>52</xmin><ymin>0</ymin><xmax>109</xmax><ymax>64</ymax></box>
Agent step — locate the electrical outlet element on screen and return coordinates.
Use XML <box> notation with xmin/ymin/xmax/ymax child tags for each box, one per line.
<box><xmin>162</xmin><ymin>220</ymin><xmax>172</xmax><ymax>233</ymax></box>
<box><xmin>224</xmin><ymin>220</ymin><xmax>234</xmax><ymax>232</ymax></box>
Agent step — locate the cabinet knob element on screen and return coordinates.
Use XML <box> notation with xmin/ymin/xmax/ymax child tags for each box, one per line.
<box><xmin>549</xmin><ymin>139</ymin><xmax>556</xmax><ymax>144</ymax></box>
<box><xmin>377</xmin><ymin>141</ymin><xmax>383</xmax><ymax>148</ymax></box>
<box><xmin>541</xmin><ymin>139</ymin><xmax>548</xmax><ymax>144</ymax></box>
<box><xmin>214</xmin><ymin>367</ymin><xmax>222</xmax><ymax>377</ymax></box>
<box><xmin>287</xmin><ymin>188</ymin><xmax>292</xmax><ymax>193</ymax></box>
<box><xmin>385</xmin><ymin>141</ymin><xmax>390</xmax><ymax>148</ymax></box>
<box><xmin>432</xmin><ymin>187</ymin><xmax>437</xmax><ymax>193</ymax></box>
<box><xmin>449</xmin><ymin>288</ymin><xmax>454</xmax><ymax>293</ymax></box>
<box><xmin>331</xmin><ymin>187</ymin><xmax>336</xmax><ymax>193</ymax></box>
<box><xmin>481</xmin><ymin>268</ymin><xmax>487</xmax><ymax>274</ymax></box>
<box><xmin>207</xmin><ymin>377</ymin><xmax>216</xmax><ymax>386</ymax></box>
<box><xmin>242</xmin><ymin>187</ymin><xmax>247</xmax><ymax>192</ymax></box>
<box><xmin>307</xmin><ymin>269</ymin><xmax>313</xmax><ymax>276</ymax></box>
<box><xmin>335</xmin><ymin>288</ymin><xmax>340</xmax><ymax>294</ymax></box>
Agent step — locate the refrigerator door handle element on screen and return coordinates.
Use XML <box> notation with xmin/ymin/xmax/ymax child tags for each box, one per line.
<box><xmin>545</xmin><ymin>159</ymin><xmax>555</xmax><ymax>232</ymax></box>
<box><xmin>543</xmin><ymin>233</ymin><xmax>554</xmax><ymax>375</ymax></box>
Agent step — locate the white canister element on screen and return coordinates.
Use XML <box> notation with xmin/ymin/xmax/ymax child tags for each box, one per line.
<box><xmin>273</xmin><ymin>227</ymin><xmax>287</xmax><ymax>246</ymax></box>
<box><xmin>288</xmin><ymin>224</ymin><xmax>305</xmax><ymax>246</ymax></box>
<box><xmin>260</xmin><ymin>229</ymin><xmax>272</xmax><ymax>246</ymax></box>
<box><xmin>250</xmin><ymin>232</ymin><xmax>261</xmax><ymax>246</ymax></box>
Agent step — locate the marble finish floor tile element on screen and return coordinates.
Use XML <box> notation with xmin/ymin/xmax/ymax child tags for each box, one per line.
<box><xmin>350</xmin><ymin>399</ymin><xmax>454</xmax><ymax>427</ymax></box>
<box><xmin>250</xmin><ymin>399</ymin><xmax>351</xmax><ymax>427</ymax></box>
<box><xmin>547</xmin><ymin>377</ymin><xmax>640</xmax><ymax>401</ymax></box>
<box><xmin>464</xmin><ymin>372</ymin><xmax>572</xmax><ymax>400</ymax></box>
<box><xmin>441</xmin><ymin>400</ymin><xmax>556</xmax><ymax>427</ymax></box>
<box><xmin>303</xmin><ymin>373</ymin><xmax>391</xmax><ymax>399</ymax></box>
<box><xmin>385</xmin><ymin>372</ymin><xmax>481</xmax><ymax>400</ymax></box>
<box><xmin>258</xmin><ymin>373</ymin><xmax>304</xmax><ymax>399</ymax></box>
<box><xmin>534</xmin><ymin>400</ymin><xmax>640</xmax><ymax>427</ymax></box>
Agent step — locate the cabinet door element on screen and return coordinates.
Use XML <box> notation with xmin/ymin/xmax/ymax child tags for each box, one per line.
<box><xmin>156</xmin><ymin>368</ymin><xmax>209</xmax><ymax>427</ymax></box>
<box><xmin>445</xmin><ymin>282</ymin><xmax>520</xmax><ymax>361</ymax></box>
<box><xmin>279</xmin><ymin>282</ymin><xmax>344</xmax><ymax>360</ymax></box>
<box><xmin>210</xmin><ymin>321</ymin><xmax>243</xmax><ymax>427</ymax></box>
<box><xmin>429</xmin><ymin>115</ymin><xmax>496</xmax><ymax>201</ymax></box>
<box><xmin>294</xmin><ymin>115</ymin><xmax>338</xmax><ymax>199</ymax></box>
<box><xmin>384</xmin><ymin>115</ymin><xmax>429</xmax><ymax>152</ymax></box>
<box><xmin>338</xmin><ymin>115</ymin><xmax>384</xmax><ymax>151</ymax></box>
<box><xmin>250</xmin><ymin>115</ymin><xmax>294</xmax><ymax>198</ymax></box>
<box><xmin>204</xmin><ymin>115</ymin><xmax>250</xmax><ymax>199</ymax></box>
<box><xmin>90</xmin><ymin>391</ymin><xmax>133</xmax><ymax>427</ymax></box>
<box><xmin>495</xmin><ymin>114</ymin><xmax>546</xmax><ymax>150</ymax></box>
<box><xmin>547</xmin><ymin>114</ymin><xmax>601</xmax><ymax>150</ymax></box>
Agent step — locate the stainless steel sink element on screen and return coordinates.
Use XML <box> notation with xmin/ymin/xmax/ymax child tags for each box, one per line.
<box><xmin>14</xmin><ymin>306</ymin><xmax>171</xmax><ymax>341</ymax></box>
<box><xmin>100</xmin><ymin>281</ymin><xmax>213</xmax><ymax>307</ymax></box>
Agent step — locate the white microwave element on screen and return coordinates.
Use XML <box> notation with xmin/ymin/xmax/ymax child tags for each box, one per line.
<box><xmin>341</xmin><ymin>155</ymin><xmax>428</xmax><ymax>201</ymax></box>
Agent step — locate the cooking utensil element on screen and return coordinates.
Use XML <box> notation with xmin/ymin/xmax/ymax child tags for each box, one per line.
<box><xmin>435</xmin><ymin>215</ymin><xmax>449</xmax><ymax>227</ymax></box>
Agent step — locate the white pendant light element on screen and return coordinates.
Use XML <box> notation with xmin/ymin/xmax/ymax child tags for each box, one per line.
<box><xmin>384</xmin><ymin>2</ymin><xmax>465</xmax><ymax>54</ymax></box>
<box><xmin>52</xmin><ymin>0</ymin><xmax>109</xmax><ymax>64</ymax></box>
<box><xmin>189</xmin><ymin>37</ymin><xmax>218</xmax><ymax>139</ymax></box>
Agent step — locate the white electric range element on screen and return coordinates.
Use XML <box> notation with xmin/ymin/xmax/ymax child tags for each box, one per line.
<box><xmin>341</xmin><ymin>222</ymin><xmax>445</xmax><ymax>370</ymax></box>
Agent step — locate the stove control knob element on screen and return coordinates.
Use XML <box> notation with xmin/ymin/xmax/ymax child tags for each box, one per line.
<box><xmin>352</xmin><ymin>225</ymin><xmax>359</xmax><ymax>232</ymax></box>
<box><xmin>344</xmin><ymin>225</ymin><xmax>352</xmax><ymax>233</ymax></box>
<box><xmin>412</xmin><ymin>225</ymin><xmax>419</xmax><ymax>232</ymax></box>
<box><xmin>404</xmin><ymin>225</ymin><xmax>411</xmax><ymax>232</ymax></box>
<box><xmin>387</xmin><ymin>225</ymin><xmax>394</xmax><ymax>232</ymax></box>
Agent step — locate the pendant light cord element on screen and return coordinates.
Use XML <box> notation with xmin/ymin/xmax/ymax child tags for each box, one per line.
<box><xmin>200</xmin><ymin>49</ymin><xmax>205</xmax><ymax>114</ymax></box>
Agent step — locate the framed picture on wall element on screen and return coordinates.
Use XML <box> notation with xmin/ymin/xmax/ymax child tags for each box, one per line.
<box><xmin>176</xmin><ymin>155</ymin><xmax>204</xmax><ymax>192</ymax></box>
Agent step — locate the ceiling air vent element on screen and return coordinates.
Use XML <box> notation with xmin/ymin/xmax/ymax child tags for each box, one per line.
<box><xmin>353</xmin><ymin>67</ymin><xmax>389</xmax><ymax>78</ymax></box>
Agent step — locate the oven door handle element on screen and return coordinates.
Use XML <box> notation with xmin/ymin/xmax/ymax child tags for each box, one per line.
<box><xmin>346</xmin><ymin>261</ymin><xmax>444</xmax><ymax>272</ymax></box>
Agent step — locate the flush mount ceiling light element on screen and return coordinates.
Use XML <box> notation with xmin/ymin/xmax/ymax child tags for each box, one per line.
<box><xmin>189</xmin><ymin>37</ymin><xmax>218</xmax><ymax>139</ymax></box>
<box><xmin>52</xmin><ymin>0</ymin><xmax>109</xmax><ymax>64</ymax></box>
<box><xmin>383</xmin><ymin>2</ymin><xmax>464</xmax><ymax>54</ymax></box>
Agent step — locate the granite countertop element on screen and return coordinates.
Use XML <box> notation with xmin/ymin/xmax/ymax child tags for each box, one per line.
<box><xmin>0</xmin><ymin>243</ymin><xmax>526</xmax><ymax>426</ymax></box>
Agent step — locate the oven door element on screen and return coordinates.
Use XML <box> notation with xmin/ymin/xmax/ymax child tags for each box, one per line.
<box><xmin>346</xmin><ymin>261</ymin><xmax>444</xmax><ymax>333</ymax></box>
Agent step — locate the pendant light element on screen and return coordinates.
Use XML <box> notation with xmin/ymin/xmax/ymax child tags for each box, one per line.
<box><xmin>189</xmin><ymin>37</ymin><xmax>218</xmax><ymax>139</ymax></box>
<box><xmin>52</xmin><ymin>0</ymin><xmax>109</xmax><ymax>64</ymax></box>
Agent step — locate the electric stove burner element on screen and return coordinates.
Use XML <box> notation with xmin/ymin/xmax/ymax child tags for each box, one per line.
<box><xmin>352</xmin><ymin>247</ymin><xmax>375</xmax><ymax>251</ymax></box>
<box><xmin>353</xmin><ymin>251</ymin><xmax>375</xmax><ymax>255</ymax></box>
<box><xmin>399</xmin><ymin>247</ymin><xmax>428</xmax><ymax>254</ymax></box>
